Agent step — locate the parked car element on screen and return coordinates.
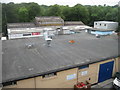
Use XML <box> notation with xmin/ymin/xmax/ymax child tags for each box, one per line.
<box><xmin>113</xmin><ymin>72</ymin><xmax>120</xmax><ymax>90</ymax></box>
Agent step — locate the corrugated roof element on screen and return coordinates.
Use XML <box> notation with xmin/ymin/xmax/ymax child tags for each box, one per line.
<box><xmin>7</xmin><ymin>23</ymin><xmax>36</xmax><ymax>28</ymax></box>
<box><xmin>35</xmin><ymin>16</ymin><xmax>64</xmax><ymax>22</ymax></box>
<box><xmin>64</xmin><ymin>21</ymin><xmax>84</xmax><ymax>26</ymax></box>
<box><xmin>2</xmin><ymin>32</ymin><xmax>119</xmax><ymax>83</ymax></box>
<box><xmin>88</xmin><ymin>28</ymin><xmax>115</xmax><ymax>31</ymax></box>
<box><xmin>35</xmin><ymin>16</ymin><xmax>64</xmax><ymax>26</ymax></box>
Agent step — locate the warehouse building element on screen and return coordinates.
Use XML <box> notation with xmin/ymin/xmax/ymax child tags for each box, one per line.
<box><xmin>7</xmin><ymin>23</ymin><xmax>42</xmax><ymax>39</ymax></box>
<box><xmin>7</xmin><ymin>27</ymin><xmax>46</xmax><ymax>39</ymax></box>
<box><xmin>7</xmin><ymin>25</ymin><xmax>91</xmax><ymax>40</ymax></box>
<box><xmin>34</xmin><ymin>16</ymin><xmax>64</xmax><ymax>26</ymax></box>
<box><xmin>2</xmin><ymin>31</ymin><xmax>120</xmax><ymax>88</ymax></box>
<box><xmin>7</xmin><ymin>23</ymin><xmax>36</xmax><ymax>28</ymax></box>
<box><xmin>64</xmin><ymin>21</ymin><xmax>84</xmax><ymax>26</ymax></box>
<box><xmin>7</xmin><ymin>16</ymin><xmax>92</xmax><ymax>40</ymax></box>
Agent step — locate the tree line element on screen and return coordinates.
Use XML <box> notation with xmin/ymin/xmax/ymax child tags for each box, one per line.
<box><xmin>2</xmin><ymin>2</ymin><xmax>119</xmax><ymax>36</ymax></box>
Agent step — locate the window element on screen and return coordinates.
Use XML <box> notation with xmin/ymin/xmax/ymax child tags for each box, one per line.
<box><xmin>104</xmin><ymin>24</ymin><xmax>106</xmax><ymax>26</ymax></box>
<box><xmin>32</xmin><ymin>32</ymin><xmax>40</xmax><ymax>35</ymax></box>
<box><xmin>78</xmin><ymin>65</ymin><xmax>89</xmax><ymax>69</ymax></box>
<box><xmin>23</xmin><ymin>33</ymin><xmax>31</xmax><ymax>36</ymax></box>
<box><xmin>96</xmin><ymin>23</ymin><xmax>97</xmax><ymax>25</ymax></box>
<box><xmin>3</xmin><ymin>81</ymin><xmax>17</xmax><ymax>87</ymax></box>
<box><xmin>100</xmin><ymin>24</ymin><xmax>101</xmax><ymax>26</ymax></box>
<box><xmin>42</xmin><ymin>72</ymin><xmax>57</xmax><ymax>78</ymax></box>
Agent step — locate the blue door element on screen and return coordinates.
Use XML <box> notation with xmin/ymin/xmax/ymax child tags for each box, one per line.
<box><xmin>98</xmin><ymin>61</ymin><xmax>114</xmax><ymax>83</ymax></box>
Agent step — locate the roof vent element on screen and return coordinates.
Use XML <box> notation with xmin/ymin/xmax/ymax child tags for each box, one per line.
<box><xmin>1</xmin><ymin>37</ymin><xmax>7</xmax><ymax>40</ymax></box>
<box><xmin>43</xmin><ymin>30</ymin><xmax>52</xmax><ymax>47</ymax></box>
<box><xmin>56</xmin><ymin>27</ymin><xmax>63</xmax><ymax>35</ymax></box>
<box><xmin>26</xmin><ymin>43</ymin><xmax>34</xmax><ymax>49</ymax></box>
<box><xmin>96</xmin><ymin>34</ymin><xmax>100</xmax><ymax>38</ymax></box>
<box><xmin>46</xmin><ymin>38</ymin><xmax>52</xmax><ymax>47</ymax></box>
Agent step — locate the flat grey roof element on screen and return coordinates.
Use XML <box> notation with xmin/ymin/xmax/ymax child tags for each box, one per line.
<box><xmin>94</xmin><ymin>21</ymin><xmax>118</xmax><ymax>24</ymax></box>
<box><xmin>2</xmin><ymin>32</ymin><xmax>119</xmax><ymax>83</ymax></box>
<box><xmin>8</xmin><ymin>26</ymin><xmax>92</xmax><ymax>34</ymax></box>
<box><xmin>64</xmin><ymin>21</ymin><xmax>84</xmax><ymax>26</ymax></box>
<box><xmin>88</xmin><ymin>28</ymin><xmax>115</xmax><ymax>31</ymax></box>
<box><xmin>7</xmin><ymin>23</ymin><xmax>36</xmax><ymax>28</ymax></box>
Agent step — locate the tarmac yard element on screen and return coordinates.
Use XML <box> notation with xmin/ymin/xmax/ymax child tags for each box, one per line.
<box><xmin>92</xmin><ymin>79</ymin><xmax>115</xmax><ymax>89</ymax></box>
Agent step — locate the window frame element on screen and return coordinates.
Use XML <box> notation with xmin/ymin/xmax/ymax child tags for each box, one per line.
<box><xmin>42</xmin><ymin>72</ymin><xmax>57</xmax><ymax>79</ymax></box>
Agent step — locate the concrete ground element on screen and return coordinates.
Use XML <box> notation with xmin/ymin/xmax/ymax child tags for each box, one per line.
<box><xmin>92</xmin><ymin>79</ymin><xmax>115</xmax><ymax>89</ymax></box>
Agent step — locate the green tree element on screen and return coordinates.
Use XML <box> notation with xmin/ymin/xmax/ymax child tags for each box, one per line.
<box><xmin>2</xmin><ymin>3</ymin><xmax>8</xmax><ymax>36</ymax></box>
<box><xmin>117</xmin><ymin>6</ymin><xmax>120</xmax><ymax>32</ymax></box>
<box><xmin>71</xmin><ymin>4</ymin><xmax>89</xmax><ymax>24</ymax></box>
<box><xmin>62</xmin><ymin>6</ymin><xmax>73</xmax><ymax>21</ymax></box>
<box><xmin>28</xmin><ymin>3</ymin><xmax>41</xmax><ymax>20</ymax></box>
<box><xmin>2</xmin><ymin>2</ymin><xmax>119</xmax><ymax>35</ymax></box>
<box><xmin>3</xmin><ymin>2</ymin><xmax>19</xmax><ymax>23</ymax></box>
<box><xmin>18</xmin><ymin>7</ymin><xmax>29</xmax><ymax>22</ymax></box>
<box><xmin>40</xmin><ymin>5</ymin><xmax>49</xmax><ymax>16</ymax></box>
<box><xmin>0</xmin><ymin>3</ymin><xmax>2</xmax><ymax>33</ymax></box>
<box><xmin>47</xmin><ymin>4</ymin><xmax>62</xmax><ymax>16</ymax></box>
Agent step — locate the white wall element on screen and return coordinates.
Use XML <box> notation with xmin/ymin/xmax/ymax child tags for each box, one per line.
<box><xmin>94</xmin><ymin>22</ymin><xmax>107</xmax><ymax>29</ymax></box>
<box><xmin>94</xmin><ymin>21</ymin><xmax>118</xmax><ymax>30</ymax></box>
<box><xmin>107</xmin><ymin>23</ymin><xmax>119</xmax><ymax>30</ymax></box>
<box><xmin>8</xmin><ymin>33</ymin><xmax>43</xmax><ymax>39</ymax></box>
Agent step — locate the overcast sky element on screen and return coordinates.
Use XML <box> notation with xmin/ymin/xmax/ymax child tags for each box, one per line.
<box><xmin>1</xmin><ymin>0</ymin><xmax>120</xmax><ymax>6</ymax></box>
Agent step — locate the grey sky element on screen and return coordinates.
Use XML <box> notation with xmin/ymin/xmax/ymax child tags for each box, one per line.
<box><xmin>1</xmin><ymin>0</ymin><xmax>120</xmax><ymax>6</ymax></box>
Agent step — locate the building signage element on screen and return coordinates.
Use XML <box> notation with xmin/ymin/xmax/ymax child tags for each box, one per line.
<box><xmin>67</xmin><ymin>74</ymin><xmax>76</xmax><ymax>80</ymax></box>
<box><xmin>10</xmin><ymin>34</ymin><xmax>23</xmax><ymax>39</ymax></box>
<box><xmin>23</xmin><ymin>33</ymin><xmax>31</xmax><ymax>36</ymax></box>
<box><xmin>81</xmin><ymin>71</ymin><xmax>88</xmax><ymax>76</ymax></box>
<box><xmin>32</xmin><ymin>32</ymin><xmax>40</xmax><ymax>35</ymax></box>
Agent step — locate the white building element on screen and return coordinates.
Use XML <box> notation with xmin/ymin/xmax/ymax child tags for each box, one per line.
<box><xmin>118</xmin><ymin>1</ymin><xmax>120</xmax><ymax>6</ymax></box>
<box><xmin>94</xmin><ymin>21</ymin><xmax>118</xmax><ymax>31</ymax></box>
<box><xmin>7</xmin><ymin>25</ymin><xmax>92</xmax><ymax>39</ymax></box>
<box><xmin>7</xmin><ymin>27</ymin><xmax>56</xmax><ymax>39</ymax></box>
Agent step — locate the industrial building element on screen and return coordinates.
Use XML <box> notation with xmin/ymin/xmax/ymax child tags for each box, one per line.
<box><xmin>7</xmin><ymin>25</ymin><xmax>92</xmax><ymax>39</ymax></box>
<box><xmin>94</xmin><ymin>21</ymin><xmax>118</xmax><ymax>30</ymax></box>
<box><xmin>2</xmin><ymin>17</ymin><xmax>119</xmax><ymax>88</ymax></box>
<box><xmin>64</xmin><ymin>21</ymin><xmax>84</xmax><ymax>26</ymax></box>
<box><xmin>7</xmin><ymin>16</ymin><xmax>91</xmax><ymax>40</ymax></box>
<box><xmin>7</xmin><ymin>23</ymin><xmax>36</xmax><ymax>28</ymax></box>
<box><xmin>7</xmin><ymin>27</ymin><xmax>45</xmax><ymax>39</ymax></box>
<box><xmin>34</xmin><ymin>16</ymin><xmax>64</xmax><ymax>26</ymax></box>
<box><xmin>1</xmin><ymin>31</ymin><xmax>120</xmax><ymax>88</ymax></box>
<box><xmin>87</xmin><ymin>21</ymin><xmax>118</xmax><ymax>36</ymax></box>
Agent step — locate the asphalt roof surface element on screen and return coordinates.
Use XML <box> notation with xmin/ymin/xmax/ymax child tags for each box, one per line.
<box><xmin>2</xmin><ymin>32</ymin><xmax>119</xmax><ymax>83</ymax></box>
